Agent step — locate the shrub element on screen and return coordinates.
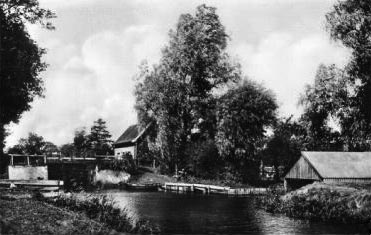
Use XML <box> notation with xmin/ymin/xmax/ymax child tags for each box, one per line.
<box><xmin>99</xmin><ymin>153</ymin><xmax>137</xmax><ymax>174</ymax></box>
<box><xmin>258</xmin><ymin>184</ymin><xmax>371</xmax><ymax>224</ymax></box>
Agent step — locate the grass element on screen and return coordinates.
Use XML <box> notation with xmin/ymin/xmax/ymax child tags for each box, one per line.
<box><xmin>257</xmin><ymin>182</ymin><xmax>371</xmax><ymax>224</ymax></box>
<box><xmin>128</xmin><ymin>166</ymin><xmax>176</xmax><ymax>185</ymax></box>
<box><xmin>0</xmin><ymin>190</ymin><xmax>111</xmax><ymax>234</ymax></box>
<box><xmin>43</xmin><ymin>192</ymin><xmax>160</xmax><ymax>234</ymax></box>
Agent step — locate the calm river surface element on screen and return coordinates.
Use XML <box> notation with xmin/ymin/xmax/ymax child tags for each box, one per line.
<box><xmin>101</xmin><ymin>190</ymin><xmax>368</xmax><ymax>234</ymax></box>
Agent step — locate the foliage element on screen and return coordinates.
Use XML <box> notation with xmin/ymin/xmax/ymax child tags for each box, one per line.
<box><xmin>100</xmin><ymin>153</ymin><xmax>137</xmax><ymax>175</ymax></box>
<box><xmin>299</xmin><ymin>64</ymin><xmax>348</xmax><ymax>150</ymax></box>
<box><xmin>259</xmin><ymin>184</ymin><xmax>371</xmax><ymax>224</ymax></box>
<box><xmin>185</xmin><ymin>138</ymin><xmax>224</xmax><ymax>179</ymax></box>
<box><xmin>60</xmin><ymin>143</ymin><xmax>74</xmax><ymax>157</ymax></box>
<box><xmin>261</xmin><ymin>117</ymin><xmax>305</xmax><ymax>179</ymax></box>
<box><xmin>134</xmin><ymin>4</ymin><xmax>241</xmax><ymax>173</ymax></box>
<box><xmin>62</xmin><ymin>119</ymin><xmax>114</xmax><ymax>158</ymax></box>
<box><xmin>43</xmin><ymin>141</ymin><xmax>59</xmax><ymax>154</ymax></box>
<box><xmin>47</xmin><ymin>193</ymin><xmax>160</xmax><ymax>234</ymax></box>
<box><xmin>0</xmin><ymin>0</ymin><xmax>55</xmax><ymax>168</ymax></box>
<box><xmin>324</xmin><ymin>0</ymin><xmax>371</xmax><ymax>150</ymax></box>
<box><xmin>73</xmin><ymin>128</ymin><xmax>91</xmax><ymax>157</ymax></box>
<box><xmin>215</xmin><ymin>80</ymin><xmax>277</xmax><ymax>183</ymax></box>
<box><xmin>88</xmin><ymin>118</ymin><xmax>113</xmax><ymax>155</ymax></box>
<box><xmin>7</xmin><ymin>132</ymin><xmax>57</xmax><ymax>155</ymax></box>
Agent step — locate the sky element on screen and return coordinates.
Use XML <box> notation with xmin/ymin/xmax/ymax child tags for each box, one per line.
<box><xmin>6</xmin><ymin>0</ymin><xmax>351</xmax><ymax>147</ymax></box>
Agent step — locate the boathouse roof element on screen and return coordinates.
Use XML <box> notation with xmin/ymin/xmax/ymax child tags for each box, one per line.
<box><xmin>114</xmin><ymin>124</ymin><xmax>149</xmax><ymax>147</ymax></box>
<box><xmin>287</xmin><ymin>151</ymin><xmax>371</xmax><ymax>179</ymax></box>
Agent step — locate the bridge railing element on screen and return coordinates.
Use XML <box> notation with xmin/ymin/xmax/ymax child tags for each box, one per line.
<box><xmin>8</xmin><ymin>153</ymin><xmax>117</xmax><ymax>164</ymax></box>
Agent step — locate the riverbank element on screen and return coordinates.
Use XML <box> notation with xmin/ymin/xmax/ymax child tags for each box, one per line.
<box><xmin>0</xmin><ymin>188</ymin><xmax>160</xmax><ymax>234</ymax></box>
<box><xmin>258</xmin><ymin>182</ymin><xmax>371</xmax><ymax>224</ymax></box>
<box><xmin>0</xmin><ymin>189</ymin><xmax>112</xmax><ymax>234</ymax></box>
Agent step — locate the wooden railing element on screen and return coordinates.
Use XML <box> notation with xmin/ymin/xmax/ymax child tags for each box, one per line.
<box><xmin>8</xmin><ymin>153</ymin><xmax>116</xmax><ymax>165</ymax></box>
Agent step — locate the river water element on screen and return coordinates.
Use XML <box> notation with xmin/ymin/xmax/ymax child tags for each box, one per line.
<box><xmin>102</xmin><ymin>190</ymin><xmax>368</xmax><ymax>234</ymax></box>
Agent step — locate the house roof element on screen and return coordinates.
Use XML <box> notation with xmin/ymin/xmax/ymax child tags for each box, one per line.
<box><xmin>114</xmin><ymin>124</ymin><xmax>148</xmax><ymax>146</ymax></box>
<box><xmin>302</xmin><ymin>151</ymin><xmax>371</xmax><ymax>179</ymax></box>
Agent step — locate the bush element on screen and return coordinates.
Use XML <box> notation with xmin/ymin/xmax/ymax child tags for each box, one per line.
<box><xmin>257</xmin><ymin>184</ymin><xmax>371</xmax><ymax>224</ymax></box>
<box><xmin>99</xmin><ymin>153</ymin><xmax>137</xmax><ymax>174</ymax></box>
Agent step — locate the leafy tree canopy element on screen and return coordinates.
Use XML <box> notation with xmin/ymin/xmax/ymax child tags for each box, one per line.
<box><xmin>215</xmin><ymin>79</ymin><xmax>277</xmax><ymax>182</ymax></box>
<box><xmin>7</xmin><ymin>132</ymin><xmax>57</xmax><ymax>155</ymax></box>
<box><xmin>326</xmin><ymin>0</ymin><xmax>371</xmax><ymax>146</ymax></box>
<box><xmin>135</xmin><ymin>5</ymin><xmax>240</xmax><ymax>172</ymax></box>
<box><xmin>0</xmin><ymin>0</ymin><xmax>55</xmax><ymax>168</ymax></box>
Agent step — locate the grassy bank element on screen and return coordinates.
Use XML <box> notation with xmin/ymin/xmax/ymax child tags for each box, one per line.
<box><xmin>0</xmin><ymin>188</ymin><xmax>160</xmax><ymax>234</ymax></box>
<box><xmin>0</xmin><ymin>189</ymin><xmax>111</xmax><ymax>234</ymax></box>
<box><xmin>43</xmin><ymin>193</ymin><xmax>160</xmax><ymax>234</ymax></box>
<box><xmin>258</xmin><ymin>182</ymin><xmax>371</xmax><ymax>224</ymax></box>
<box><xmin>128</xmin><ymin>167</ymin><xmax>176</xmax><ymax>185</ymax></box>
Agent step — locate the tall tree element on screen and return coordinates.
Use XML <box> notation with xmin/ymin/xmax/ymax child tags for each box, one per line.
<box><xmin>326</xmin><ymin>0</ymin><xmax>371</xmax><ymax>149</ymax></box>
<box><xmin>88</xmin><ymin>119</ymin><xmax>113</xmax><ymax>155</ymax></box>
<box><xmin>299</xmin><ymin>64</ymin><xmax>347</xmax><ymax>150</ymax></box>
<box><xmin>215</xmin><ymin>80</ymin><xmax>277</xmax><ymax>183</ymax></box>
<box><xmin>0</xmin><ymin>1</ymin><xmax>55</xmax><ymax>169</ymax></box>
<box><xmin>135</xmin><ymin>5</ymin><xmax>240</xmax><ymax>173</ymax></box>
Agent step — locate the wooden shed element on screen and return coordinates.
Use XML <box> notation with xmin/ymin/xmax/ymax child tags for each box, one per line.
<box><xmin>284</xmin><ymin>151</ymin><xmax>371</xmax><ymax>191</ymax></box>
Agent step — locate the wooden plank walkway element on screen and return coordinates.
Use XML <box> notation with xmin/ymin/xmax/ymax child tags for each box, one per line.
<box><xmin>163</xmin><ymin>182</ymin><xmax>267</xmax><ymax>195</ymax></box>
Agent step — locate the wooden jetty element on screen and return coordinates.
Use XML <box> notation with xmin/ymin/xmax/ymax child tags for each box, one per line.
<box><xmin>163</xmin><ymin>182</ymin><xmax>267</xmax><ymax>196</ymax></box>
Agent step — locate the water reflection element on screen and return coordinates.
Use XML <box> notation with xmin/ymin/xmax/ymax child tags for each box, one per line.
<box><xmin>102</xmin><ymin>191</ymin><xmax>368</xmax><ymax>234</ymax></box>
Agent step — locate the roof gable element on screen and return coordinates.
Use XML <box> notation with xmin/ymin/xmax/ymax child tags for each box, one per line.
<box><xmin>115</xmin><ymin>124</ymin><xmax>148</xmax><ymax>146</ymax></box>
<box><xmin>302</xmin><ymin>151</ymin><xmax>371</xmax><ymax>178</ymax></box>
<box><xmin>285</xmin><ymin>156</ymin><xmax>322</xmax><ymax>180</ymax></box>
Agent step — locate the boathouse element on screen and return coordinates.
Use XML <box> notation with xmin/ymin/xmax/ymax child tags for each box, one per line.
<box><xmin>284</xmin><ymin>151</ymin><xmax>371</xmax><ymax>191</ymax></box>
<box><xmin>113</xmin><ymin>124</ymin><xmax>149</xmax><ymax>159</ymax></box>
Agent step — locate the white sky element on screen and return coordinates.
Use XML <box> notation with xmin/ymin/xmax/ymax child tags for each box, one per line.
<box><xmin>6</xmin><ymin>0</ymin><xmax>351</xmax><ymax>147</ymax></box>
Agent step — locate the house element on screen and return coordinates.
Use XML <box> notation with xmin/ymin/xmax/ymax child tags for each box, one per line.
<box><xmin>284</xmin><ymin>151</ymin><xmax>371</xmax><ymax>191</ymax></box>
<box><xmin>113</xmin><ymin>124</ymin><xmax>149</xmax><ymax>160</ymax></box>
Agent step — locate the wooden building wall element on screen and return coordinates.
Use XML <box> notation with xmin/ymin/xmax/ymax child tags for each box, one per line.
<box><xmin>285</xmin><ymin>156</ymin><xmax>321</xmax><ymax>180</ymax></box>
<box><xmin>323</xmin><ymin>178</ymin><xmax>371</xmax><ymax>184</ymax></box>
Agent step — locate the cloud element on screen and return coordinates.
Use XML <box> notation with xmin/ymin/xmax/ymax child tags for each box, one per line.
<box><xmin>230</xmin><ymin>32</ymin><xmax>350</xmax><ymax>117</ymax></box>
<box><xmin>6</xmin><ymin>25</ymin><xmax>165</xmax><ymax>147</ymax></box>
<box><xmin>6</xmin><ymin>0</ymin><xmax>349</xmax><ymax>148</ymax></box>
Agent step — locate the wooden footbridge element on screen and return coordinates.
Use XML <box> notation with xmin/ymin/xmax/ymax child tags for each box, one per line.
<box><xmin>163</xmin><ymin>182</ymin><xmax>267</xmax><ymax>196</ymax></box>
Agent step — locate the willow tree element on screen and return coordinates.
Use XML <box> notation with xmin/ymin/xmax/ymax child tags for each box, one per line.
<box><xmin>0</xmin><ymin>0</ymin><xmax>55</xmax><ymax>170</ymax></box>
<box><xmin>135</xmin><ymin>5</ymin><xmax>240</xmax><ymax>173</ymax></box>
